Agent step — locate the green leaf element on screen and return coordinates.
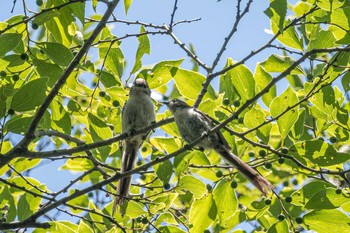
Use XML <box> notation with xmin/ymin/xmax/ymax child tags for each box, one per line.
<box><xmin>213</xmin><ymin>179</ymin><xmax>238</xmax><ymax>227</ymax></box>
<box><xmin>149</xmin><ymin>193</ymin><xmax>178</xmax><ymax>214</ymax></box>
<box><xmin>18</xmin><ymin>194</ymin><xmax>31</xmax><ymax>221</ymax></box>
<box><xmin>40</xmin><ymin>42</ymin><xmax>74</xmax><ymax>66</ymax></box>
<box><xmin>261</xmin><ymin>54</ymin><xmax>305</xmax><ymax>75</ymax></box>
<box><xmin>308</xmin><ymin>30</ymin><xmax>335</xmax><ymax>51</ymax></box>
<box><xmin>69</xmin><ymin>2</ymin><xmax>85</xmax><ymax>25</ymax></box>
<box><xmin>224</xmin><ymin>59</ymin><xmax>255</xmax><ymax>102</ymax></box>
<box><xmin>270</xmin><ymin>87</ymin><xmax>299</xmax><ymax>139</ymax></box>
<box><xmin>316</xmin><ymin>0</ymin><xmax>345</xmax><ymax>11</ymax></box>
<box><xmin>271</xmin><ymin>20</ymin><xmax>303</xmax><ymax>50</ymax></box>
<box><xmin>294</xmin><ymin>140</ymin><xmax>350</xmax><ymax>166</ymax></box>
<box><xmin>291</xmin><ymin>180</ymin><xmax>335</xmax><ymax>206</ymax></box>
<box><xmin>254</xmin><ymin>64</ymin><xmax>276</xmax><ymax>107</ymax></box>
<box><xmin>51</xmin><ymin>99</ymin><xmax>71</xmax><ymax>134</ymax></box>
<box><xmin>78</xmin><ymin>220</ymin><xmax>94</xmax><ymax>233</ymax></box>
<box><xmin>33</xmin><ymin>58</ymin><xmax>63</xmax><ymax>87</ymax></box>
<box><xmin>10</xmin><ymin>78</ymin><xmax>48</xmax><ymax>112</ymax></box>
<box><xmin>0</xmin><ymin>33</ymin><xmax>22</xmax><ymax>57</ymax></box>
<box><xmin>305</xmin><ymin>188</ymin><xmax>350</xmax><ymax>210</ymax></box>
<box><xmin>244</xmin><ymin>106</ymin><xmax>265</xmax><ymax>129</ymax></box>
<box><xmin>189</xmin><ymin>193</ymin><xmax>217</xmax><ymax>232</ymax></box>
<box><xmin>52</xmin><ymin>221</ymin><xmax>78</xmax><ymax>233</ymax></box>
<box><xmin>148</xmin><ymin>59</ymin><xmax>184</xmax><ymax>89</ymax></box>
<box><xmin>267</xmin><ymin>220</ymin><xmax>289</xmax><ymax>233</ymax></box>
<box><xmin>342</xmin><ymin>72</ymin><xmax>350</xmax><ymax>93</ymax></box>
<box><xmin>159</xmin><ymin>226</ymin><xmax>187</xmax><ymax>233</ymax></box>
<box><xmin>176</xmin><ymin>176</ymin><xmax>206</xmax><ymax>199</ymax></box>
<box><xmin>4</xmin><ymin>115</ymin><xmax>32</xmax><ymax>134</ymax></box>
<box><xmin>60</xmin><ymin>158</ymin><xmax>94</xmax><ymax>172</ymax></box>
<box><xmin>291</xmin><ymin>108</ymin><xmax>305</xmax><ymax>139</ymax></box>
<box><xmin>174</xmin><ymin>151</ymin><xmax>195</xmax><ymax>176</ymax></box>
<box><xmin>99</xmin><ymin>45</ymin><xmax>125</xmax><ymax>79</ymax></box>
<box><xmin>329</xmin><ymin>7</ymin><xmax>350</xmax><ymax>43</ymax></box>
<box><xmin>130</xmin><ymin>26</ymin><xmax>150</xmax><ymax>75</ymax></box>
<box><xmin>88</xmin><ymin>113</ymin><xmax>112</xmax><ymax>161</ymax></box>
<box><xmin>153</xmin><ymin>160</ymin><xmax>173</xmax><ymax>184</ymax></box>
<box><xmin>124</xmin><ymin>0</ymin><xmax>133</xmax><ymax>15</ymax></box>
<box><xmin>265</xmin><ymin>0</ymin><xmax>287</xmax><ymax>31</ymax></box>
<box><xmin>32</xmin><ymin>10</ymin><xmax>60</xmax><ymax>25</ymax></box>
<box><xmin>125</xmin><ymin>200</ymin><xmax>147</xmax><ymax>219</ymax></box>
<box><xmin>303</xmin><ymin>209</ymin><xmax>350</xmax><ymax>233</ymax></box>
<box><xmin>173</xmin><ymin>68</ymin><xmax>209</xmax><ymax>100</ymax></box>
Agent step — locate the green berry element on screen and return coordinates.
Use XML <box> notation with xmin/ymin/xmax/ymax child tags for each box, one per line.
<box><xmin>336</xmin><ymin>188</ymin><xmax>342</xmax><ymax>195</ymax></box>
<box><xmin>204</xmin><ymin>230</ymin><xmax>210</xmax><ymax>233</ymax></box>
<box><xmin>88</xmin><ymin>192</ymin><xmax>93</xmax><ymax>197</ymax></box>
<box><xmin>233</xmin><ymin>100</ymin><xmax>240</xmax><ymax>107</ymax></box>
<box><xmin>7</xmin><ymin>109</ymin><xmax>15</xmax><ymax>115</ymax></box>
<box><xmin>163</xmin><ymin>183</ymin><xmax>171</xmax><ymax>190</ymax></box>
<box><xmin>98</xmin><ymin>91</ymin><xmax>106</xmax><ymax>97</ymax></box>
<box><xmin>141</xmin><ymin>146</ymin><xmax>147</xmax><ymax>152</ymax></box>
<box><xmin>223</xmin><ymin>98</ymin><xmax>230</xmax><ymax>106</ymax></box>
<box><xmin>140</xmin><ymin>174</ymin><xmax>146</xmax><ymax>180</ymax></box>
<box><xmin>216</xmin><ymin>170</ymin><xmax>223</xmax><ymax>178</ymax></box>
<box><xmin>36</xmin><ymin>0</ymin><xmax>43</xmax><ymax>6</ymax></box>
<box><xmin>329</xmin><ymin>136</ymin><xmax>337</xmax><ymax>143</ymax></box>
<box><xmin>285</xmin><ymin>196</ymin><xmax>292</xmax><ymax>203</ymax></box>
<box><xmin>238</xmin><ymin>118</ymin><xmax>244</xmax><ymax>124</ymax></box>
<box><xmin>141</xmin><ymin>217</ymin><xmax>148</xmax><ymax>224</ymax></box>
<box><xmin>292</xmin><ymin>179</ymin><xmax>298</xmax><ymax>186</ymax></box>
<box><xmin>12</xmin><ymin>74</ymin><xmax>19</xmax><ymax>81</ymax></box>
<box><xmin>259</xmin><ymin>150</ymin><xmax>266</xmax><ymax>157</ymax></box>
<box><xmin>278</xmin><ymin>157</ymin><xmax>285</xmax><ymax>164</ymax></box>
<box><xmin>317</xmin><ymin>137</ymin><xmax>324</xmax><ymax>141</ymax></box>
<box><xmin>230</xmin><ymin>181</ymin><xmax>238</xmax><ymax>189</ymax></box>
<box><xmin>295</xmin><ymin>217</ymin><xmax>303</xmax><ymax>224</ymax></box>
<box><xmin>206</xmin><ymin>184</ymin><xmax>213</xmax><ymax>191</ymax></box>
<box><xmin>277</xmin><ymin>214</ymin><xmax>285</xmax><ymax>221</ymax></box>
<box><xmin>265</xmin><ymin>198</ymin><xmax>272</xmax><ymax>205</ymax></box>
<box><xmin>283</xmin><ymin>181</ymin><xmax>289</xmax><ymax>187</ymax></box>
<box><xmin>104</xmin><ymin>95</ymin><xmax>111</xmax><ymax>101</ymax></box>
<box><xmin>31</xmin><ymin>23</ymin><xmax>39</xmax><ymax>30</ymax></box>
<box><xmin>248</xmin><ymin>152</ymin><xmax>255</xmax><ymax>158</ymax></box>
<box><xmin>264</xmin><ymin>162</ymin><xmax>272</xmax><ymax>169</ymax></box>
<box><xmin>20</xmin><ymin>53</ymin><xmax>28</xmax><ymax>60</ymax></box>
<box><xmin>112</xmin><ymin>100</ymin><xmax>120</xmax><ymax>107</ymax></box>
<box><xmin>0</xmin><ymin>71</ymin><xmax>6</xmax><ymax>77</ymax></box>
<box><xmin>136</xmin><ymin>217</ymin><xmax>142</xmax><ymax>223</ymax></box>
<box><xmin>281</xmin><ymin>147</ymin><xmax>289</xmax><ymax>154</ymax></box>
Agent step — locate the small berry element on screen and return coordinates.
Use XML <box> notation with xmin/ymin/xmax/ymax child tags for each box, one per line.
<box><xmin>285</xmin><ymin>196</ymin><xmax>292</xmax><ymax>203</ymax></box>
<box><xmin>265</xmin><ymin>198</ymin><xmax>272</xmax><ymax>205</ymax></box>
<box><xmin>238</xmin><ymin>118</ymin><xmax>244</xmax><ymax>124</ymax></box>
<box><xmin>329</xmin><ymin>136</ymin><xmax>337</xmax><ymax>143</ymax></box>
<box><xmin>136</xmin><ymin>217</ymin><xmax>142</xmax><ymax>223</ymax></box>
<box><xmin>163</xmin><ymin>183</ymin><xmax>170</xmax><ymax>190</ymax></box>
<box><xmin>277</xmin><ymin>214</ymin><xmax>285</xmax><ymax>221</ymax></box>
<box><xmin>258</xmin><ymin>150</ymin><xmax>266</xmax><ymax>157</ymax></box>
<box><xmin>283</xmin><ymin>181</ymin><xmax>289</xmax><ymax>187</ymax></box>
<box><xmin>141</xmin><ymin>146</ymin><xmax>147</xmax><ymax>152</ymax></box>
<box><xmin>204</xmin><ymin>230</ymin><xmax>210</xmax><ymax>233</ymax></box>
<box><xmin>12</xmin><ymin>74</ymin><xmax>19</xmax><ymax>81</ymax></box>
<box><xmin>88</xmin><ymin>192</ymin><xmax>93</xmax><ymax>197</ymax></box>
<box><xmin>292</xmin><ymin>179</ymin><xmax>298</xmax><ymax>186</ymax></box>
<box><xmin>248</xmin><ymin>152</ymin><xmax>255</xmax><ymax>158</ymax></box>
<box><xmin>36</xmin><ymin>0</ymin><xmax>43</xmax><ymax>6</ymax></box>
<box><xmin>7</xmin><ymin>109</ymin><xmax>15</xmax><ymax>115</ymax></box>
<box><xmin>0</xmin><ymin>71</ymin><xmax>6</xmax><ymax>77</ymax></box>
<box><xmin>104</xmin><ymin>95</ymin><xmax>111</xmax><ymax>101</ymax></box>
<box><xmin>336</xmin><ymin>188</ymin><xmax>342</xmax><ymax>195</ymax></box>
<box><xmin>230</xmin><ymin>181</ymin><xmax>238</xmax><ymax>189</ymax></box>
<box><xmin>281</xmin><ymin>147</ymin><xmax>289</xmax><ymax>154</ymax></box>
<box><xmin>278</xmin><ymin>157</ymin><xmax>285</xmax><ymax>164</ymax></box>
<box><xmin>31</xmin><ymin>23</ymin><xmax>39</xmax><ymax>30</ymax></box>
<box><xmin>112</xmin><ymin>100</ymin><xmax>120</xmax><ymax>107</ymax></box>
<box><xmin>216</xmin><ymin>170</ymin><xmax>223</xmax><ymax>178</ymax></box>
<box><xmin>206</xmin><ymin>184</ymin><xmax>213</xmax><ymax>191</ymax></box>
<box><xmin>306</xmin><ymin>74</ymin><xmax>313</xmax><ymax>81</ymax></box>
<box><xmin>264</xmin><ymin>162</ymin><xmax>272</xmax><ymax>169</ymax></box>
<box><xmin>98</xmin><ymin>91</ymin><xmax>106</xmax><ymax>97</ymax></box>
<box><xmin>223</xmin><ymin>98</ymin><xmax>230</xmax><ymax>106</ymax></box>
<box><xmin>141</xmin><ymin>217</ymin><xmax>148</xmax><ymax>224</ymax></box>
<box><xmin>317</xmin><ymin>137</ymin><xmax>324</xmax><ymax>141</ymax></box>
<box><xmin>233</xmin><ymin>100</ymin><xmax>240</xmax><ymax>107</ymax></box>
<box><xmin>295</xmin><ymin>217</ymin><xmax>303</xmax><ymax>224</ymax></box>
<box><xmin>140</xmin><ymin>174</ymin><xmax>146</xmax><ymax>180</ymax></box>
<box><xmin>20</xmin><ymin>53</ymin><xmax>28</xmax><ymax>60</ymax></box>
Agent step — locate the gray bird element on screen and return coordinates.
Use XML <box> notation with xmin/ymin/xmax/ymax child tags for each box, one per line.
<box><xmin>112</xmin><ymin>78</ymin><xmax>156</xmax><ymax>215</ymax></box>
<box><xmin>165</xmin><ymin>99</ymin><xmax>274</xmax><ymax>196</ymax></box>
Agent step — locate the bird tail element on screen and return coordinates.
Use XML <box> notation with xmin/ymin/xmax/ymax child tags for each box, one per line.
<box><xmin>216</xmin><ymin>148</ymin><xmax>274</xmax><ymax>196</ymax></box>
<box><xmin>112</xmin><ymin>142</ymin><xmax>138</xmax><ymax>216</ymax></box>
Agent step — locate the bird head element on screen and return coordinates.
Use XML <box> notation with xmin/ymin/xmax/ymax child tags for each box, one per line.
<box><xmin>130</xmin><ymin>78</ymin><xmax>151</xmax><ymax>96</ymax></box>
<box><xmin>163</xmin><ymin>99</ymin><xmax>190</xmax><ymax>113</ymax></box>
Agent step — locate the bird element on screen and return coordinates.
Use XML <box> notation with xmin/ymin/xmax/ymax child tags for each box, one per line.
<box><xmin>112</xmin><ymin>78</ymin><xmax>156</xmax><ymax>215</ymax></box>
<box><xmin>164</xmin><ymin>99</ymin><xmax>274</xmax><ymax>196</ymax></box>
